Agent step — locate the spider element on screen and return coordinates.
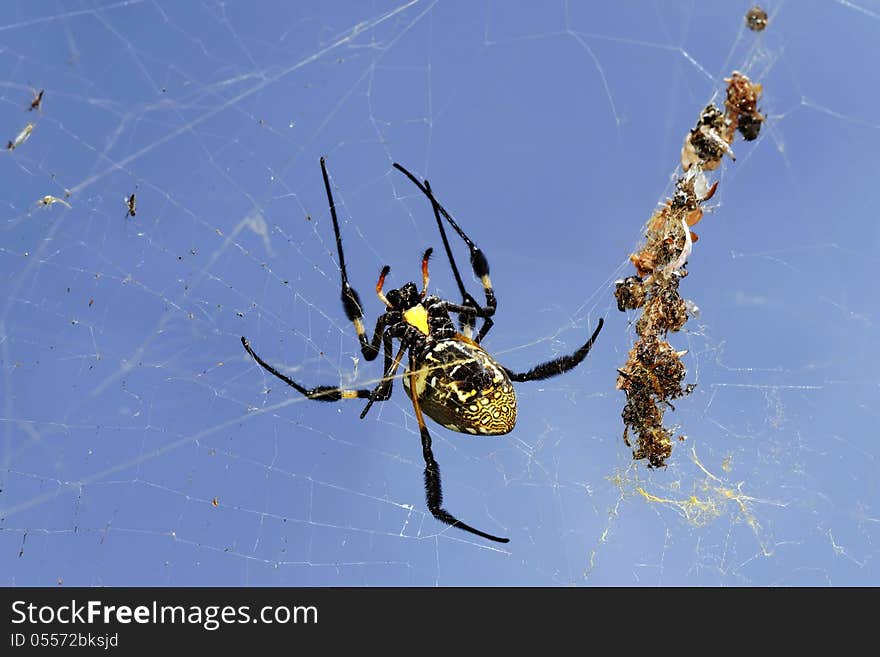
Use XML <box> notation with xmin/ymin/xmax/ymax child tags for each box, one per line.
<box><xmin>241</xmin><ymin>157</ymin><xmax>604</xmax><ymax>543</ymax></box>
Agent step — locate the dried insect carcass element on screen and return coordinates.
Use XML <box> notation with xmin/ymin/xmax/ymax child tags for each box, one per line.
<box><xmin>681</xmin><ymin>104</ymin><xmax>735</xmax><ymax>171</ymax></box>
<box><xmin>725</xmin><ymin>72</ymin><xmax>765</xmax><ymax>142</ymax></box>
<box><xmin>629</xmin><ymin>167</ymin><xmax>717</xmax><ymax>280</ymax></box>
<box><xmin>614</xmin><ymin>276</ymin><xmax>647</xmax><ymax>312</ymax></box>
<box><xmin>617</xmin><ymin>338</ymin><xmax>693</xmax><ymax>468</ymax></box>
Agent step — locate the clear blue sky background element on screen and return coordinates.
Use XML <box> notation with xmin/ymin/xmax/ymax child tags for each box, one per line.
<box><xmin>1</xmin><ymin>1</ymin><xmax>877</xmax><ymax>585</ymax></box>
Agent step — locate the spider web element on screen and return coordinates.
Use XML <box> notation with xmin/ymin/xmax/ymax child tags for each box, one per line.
<box><xmin>1</xmin><ymin>0</ymin><xmax>877</xmax><ymax>586</ymax></box>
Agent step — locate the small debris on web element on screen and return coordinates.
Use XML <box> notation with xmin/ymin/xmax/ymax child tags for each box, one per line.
<box><xmin>36</xmin><ymin>195</ymin><xmax>72</xmax><ymax>209</ymax></box>
<box><xmin>7</xmin><ymin>122</ymin><xmax>34</xmax><ymax>151</ymax></box>
<box><xmin>125</xmin><ymin>193</ymin><xmax>137</xmax><ymax>217</ymax></box>
<box><xmin>29</xmin><ymin>89</ymin><xmax>45</xmax><ymax>112</ymax></box>
<box><xmin>745</xmin><ymin>6</ymin><xmax>768</xmax><ymax>32</ymax></box>
<box><xmin>617</xmin><ymin>70</ymin><xmax>765</xmax><ymax>467</ymax></box>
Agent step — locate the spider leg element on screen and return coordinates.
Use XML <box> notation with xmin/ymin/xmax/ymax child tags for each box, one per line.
<box><xmin>407</xmin><ymin>355</ymin><xmax>510</xmax><ymax>543</ymax></box>
<box><xmin>425</xmin><ymin>180</ymin><xmax>496</xmax><ymax>341</ymax></box>
<box><xmin>359</xmin><ymin>338</ymin><xmax>407</xmax><ymax>419</ymax></box>
<box><xmin>421</xmin><ymin>176</ymin><xmax>496</xmax><ymax>343</ymax></box>
<box><xmin>241</xmin><ymin>336</ymin><xmax>394</xmax><ymax>404</ymax></box>
<box><xmin>423</xmin><ymin>179</ymin><xmax>480</xmax><ymax>335</ymax></box>
<box><xmin>321</xmin><ymin>156</ymin><xmax>384</xmax><ymax>361</ymax></box>
<box><xmin>393</xmin><ymin>163</ymin><xmax>497</xmax><ymax>343</ymax></box>
<box><xmin>504</xmin><ymin>318</ymin><xmax>604</xmax><ymax>382</ymax></box>
<box><xmin>442</xmin><ymin>302</ymin><xmax>495</xmax><ymax>321</ymax></box>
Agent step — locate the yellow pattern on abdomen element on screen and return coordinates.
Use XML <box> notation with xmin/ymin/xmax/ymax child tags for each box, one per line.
<box><xmin>403</xmin><ymin>339</ymin><xmax>517</xmax><ymax>436</ymax></box>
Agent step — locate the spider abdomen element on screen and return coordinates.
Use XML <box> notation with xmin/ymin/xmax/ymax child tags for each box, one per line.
<box><xmin>405</xmin><ymin>338</ymin><xmax>517</xmax><ymax>435</ymax></box>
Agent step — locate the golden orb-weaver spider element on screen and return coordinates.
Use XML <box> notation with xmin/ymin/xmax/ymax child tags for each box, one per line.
<box><xmin>241</xmin><ymin>158</ymin><xmax>604</xmax><ymax>543</ymax></box>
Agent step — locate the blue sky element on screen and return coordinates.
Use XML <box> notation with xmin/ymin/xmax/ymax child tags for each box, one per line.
<box><xmin>1</xmin><ymin>1</ymin><xmax>878</xmax><ymax>585</ymax></box>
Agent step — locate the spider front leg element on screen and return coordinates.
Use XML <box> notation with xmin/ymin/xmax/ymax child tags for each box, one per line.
<box><xmin>393</xmin><ymin>164</ymin><xmax>498</xmax><ymax>343</ymax></box>
<box><xmin>503</xmin><ymin>317</ymin><xmax>604</xmax><ymax>382</ymax></box>
<box><xmin>424</xmin><ymin>182</ymin><xmax>497</xmax><ymax>343</ymax></box>
<box><xmin>407</xmin><ymin>354</ymin><xmax>509</xmax><ymax>544</ymax></box>
<box><xmin>424</xmin><ymin>180</ymin><xmax>485</xmax><ymax>338</ymax></box>
<box><xmin>321</xmin><ymin>156</ymin><xmax>386</xmax><ymax>361</ymax></box>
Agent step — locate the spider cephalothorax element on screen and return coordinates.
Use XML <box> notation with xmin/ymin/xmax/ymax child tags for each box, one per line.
<box><xmin>241</xmin><ymin>157</ymin><xmax>604</xmax><ymax>543</ymax></box>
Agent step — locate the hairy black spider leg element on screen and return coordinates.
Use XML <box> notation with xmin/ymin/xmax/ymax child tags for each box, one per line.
<box><xmin>408</xmin><ymin>355</ymin><xmax>509</xmax><ymax>543</ymax></box>
<box><xmin>241</xmin><ymin>336</ymin><xmax>394</xmax><ymax>404</ymax></box>
<box><xmin>321</xmin><ymin>156</ymin><xmax>383</xmax><ymax>361</ymax></box>
<box><xmin>504</xmin><ymin>317</ymin><xmax>605</xmax><ymax>382</ymax></box>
